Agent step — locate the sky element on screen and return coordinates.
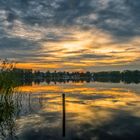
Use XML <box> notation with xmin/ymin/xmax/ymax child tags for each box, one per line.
<box><xmin>0</xmin><ymin>0</ymin><xmax>140</xmax><ymax>71</ymax></box>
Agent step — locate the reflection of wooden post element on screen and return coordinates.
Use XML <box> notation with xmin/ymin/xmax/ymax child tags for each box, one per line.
<box><xmin>62</xmin><ymin>93</ymin><xmax>66</xmax><ymax>137</ymax></box>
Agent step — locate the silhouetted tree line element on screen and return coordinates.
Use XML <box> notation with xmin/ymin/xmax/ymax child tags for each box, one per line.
<box><xmin>1</xmin><ymin>68</ymin><xmax>140</xmax><ymax>85</ymax></box>
<box><xmin>94</xmin><ymin>70</ymin><xmax>140</xmax><ymax>84</ymax></box>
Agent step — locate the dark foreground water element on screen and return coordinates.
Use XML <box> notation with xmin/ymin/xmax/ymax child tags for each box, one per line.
<box><xmin>0</xmin><ymin>82</ymin><xmax>140</xmax><ymax>140</ymax></box>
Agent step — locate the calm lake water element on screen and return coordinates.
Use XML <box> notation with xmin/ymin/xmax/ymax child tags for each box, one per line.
<box><xmin>1</xmin><ymin>82</ymin><xmax>140</xmax><ymax>140</ymax></box>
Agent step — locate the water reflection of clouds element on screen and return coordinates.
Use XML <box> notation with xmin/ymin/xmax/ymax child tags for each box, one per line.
<box><xmin>13</xmin><ymin>83</ymin><xmax>140</xmax><ymax>139</ymax></box>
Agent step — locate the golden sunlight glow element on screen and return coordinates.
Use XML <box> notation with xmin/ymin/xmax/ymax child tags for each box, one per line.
<box><xmin>15</xmin><ymin>62</ymin><xmax>61</xmax><ymax>70</ymax></box>
<box><xmin>17</xmin><ymin>83</ymin><xmax>140</xmax><ymax>125</ymax></box>
<box><xmin>5</xmin><ymin>24</ymin><xmax>140</xmax><ymax>70</ymax></box>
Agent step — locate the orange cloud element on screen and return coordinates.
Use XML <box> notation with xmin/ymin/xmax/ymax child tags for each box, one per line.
<box><xmin>4</xmin><ymin>24</ymin><xmax>140</xmax><ymax>71</ymax></box>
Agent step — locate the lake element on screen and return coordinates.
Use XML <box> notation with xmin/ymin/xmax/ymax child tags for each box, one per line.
<box><xmin>0</xmin><ymin>81</ymin><xmax>140</xmax><ymax>140</ymax></box>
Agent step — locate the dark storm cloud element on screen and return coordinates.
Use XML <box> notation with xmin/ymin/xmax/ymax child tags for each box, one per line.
<box><xmin>0</xmin><ymin>37</ymin><xmax>39</xmax><ymax>50</ymax></box>
<box><xmin>64</xmin><ymin>54</ymin><xmax>112</xmax><ymax>62</ymax></box>
<box><xmin>0</xmin><ymin>0</ymin><xmax>140</xmax><ymax>44</ymax></box>
<box><xmin>0</xmin><ymin>36</ymin><xmax>41</xmax><ymax>60</ymax></box>
<box><xmin>0</xmin><ymin>0</ymin><xmax>140</xmax><ymax>38</ymax></box>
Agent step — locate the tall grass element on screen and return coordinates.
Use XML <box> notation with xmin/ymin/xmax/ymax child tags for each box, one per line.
<box><xmin>0</xmin><ymin>60</ymin><xmax>17</xmax><ymax>94</ymax></box>
<box><xmin>0</xmin><ymin>60</ymin><xmax>21</xmax><ymax>140</ymax></box>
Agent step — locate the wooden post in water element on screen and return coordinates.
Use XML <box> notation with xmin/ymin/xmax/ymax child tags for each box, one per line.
<box><xmin>62</xmin><ymin>93</ymin><xmax>66</xmax><ymax>137</ymax></box>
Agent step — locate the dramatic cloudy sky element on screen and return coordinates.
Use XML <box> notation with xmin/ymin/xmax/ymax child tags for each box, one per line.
<box><xmin>0</xmin><ymin>0</ymin><xmax>140</xmax><ymax>71</ymax></box>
